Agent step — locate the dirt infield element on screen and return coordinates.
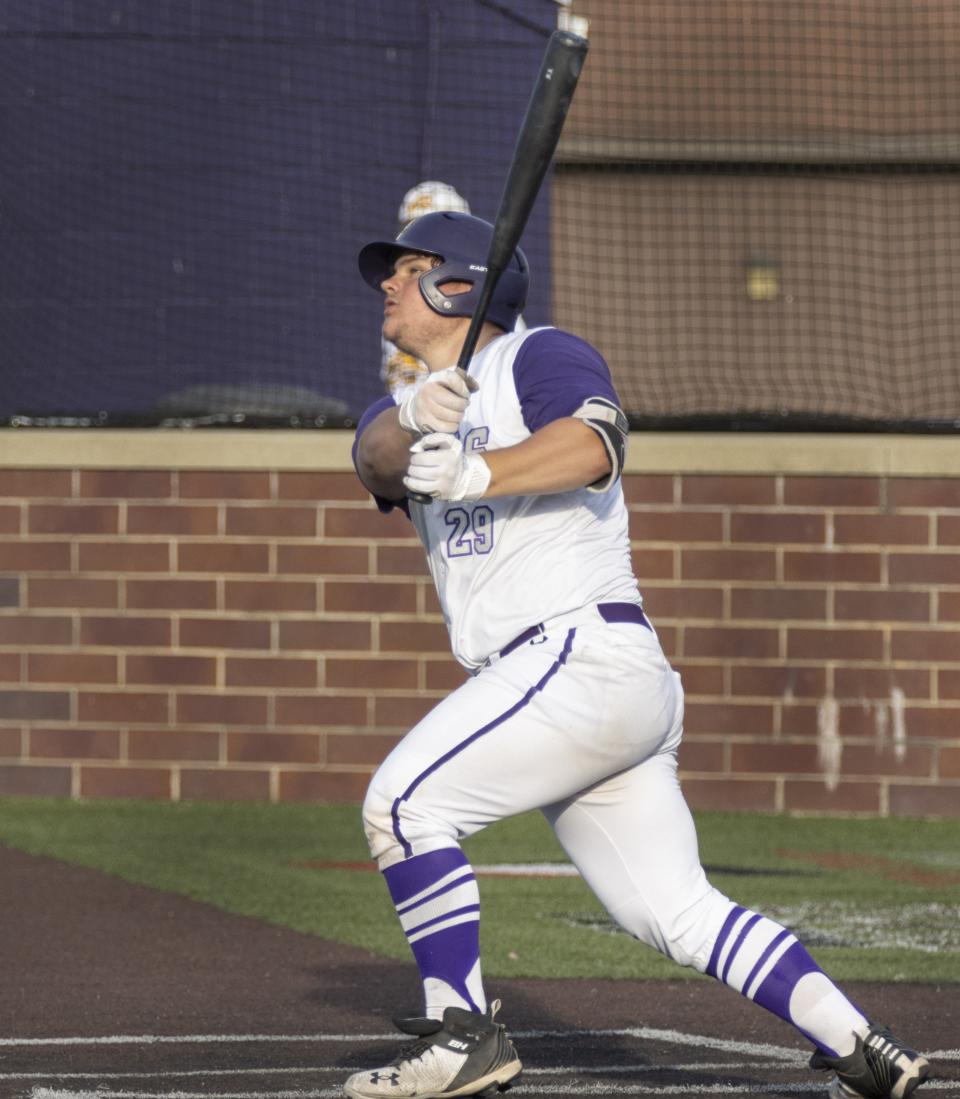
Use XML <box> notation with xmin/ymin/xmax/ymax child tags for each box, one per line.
<box><xmin>1</xmin><ymin>844</ymin><xmax>957</xmax><ymax>1099</ymax></box>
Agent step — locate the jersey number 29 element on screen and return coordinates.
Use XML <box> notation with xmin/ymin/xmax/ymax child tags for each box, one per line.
<box><xmin>444</xmin><ymin>505</ymin><xmax>494</xmax><ymax>557</ymax></box>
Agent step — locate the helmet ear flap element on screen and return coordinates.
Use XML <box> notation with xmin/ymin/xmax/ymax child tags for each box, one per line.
<box><xmin>418</xmin><ymin>262</ymin><xmax>479</xmax><ymax>317</ymax></box>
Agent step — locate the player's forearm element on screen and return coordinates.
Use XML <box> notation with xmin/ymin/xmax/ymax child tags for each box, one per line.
<box><xmin>355</xmin><ymin>406</ymin><xmax>412</xmax><ymax>500</ymax></box>
<box><xmin>483</xmin><ymin>418</ymin><xmax>611</xmax><ymax>497</ymax></box>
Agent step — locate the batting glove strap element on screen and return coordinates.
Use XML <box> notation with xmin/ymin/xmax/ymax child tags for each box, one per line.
<box><xmin>403</xmin><ymin>433</ymin><xmax>492</xmax><ymax>502</ymax></box>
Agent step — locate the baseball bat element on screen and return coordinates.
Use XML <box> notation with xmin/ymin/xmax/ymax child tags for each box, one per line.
<box><xmin>409</xmin><ymin>27</ymin><xmax>589</xmax><ymax>504</ymax></box>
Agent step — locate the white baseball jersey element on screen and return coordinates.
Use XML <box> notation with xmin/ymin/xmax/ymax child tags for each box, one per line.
<box><xmin>355</xmin><ymin>326</ymin><xmax>641</xmax><ymax>670</ymax></box>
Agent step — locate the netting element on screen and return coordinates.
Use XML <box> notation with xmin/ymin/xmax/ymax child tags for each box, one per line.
<box><xmin>2</xmin><ymin>1</ymin><xmax>959</xmax><ymax>430</ymax></box>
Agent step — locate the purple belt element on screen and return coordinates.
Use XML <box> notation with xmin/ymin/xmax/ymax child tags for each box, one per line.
<box><xmin>499</xmin><ymin>602</ymin><xmax>652</xmax><ymax>658</ymax></box>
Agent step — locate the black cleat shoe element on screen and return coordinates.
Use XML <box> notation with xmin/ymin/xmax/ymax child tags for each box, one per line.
<box><xmin>344</xmin><ymin>999</ymin><xmax>522</xmax><ymax>1099</ymax></box>
<box><xmin>810</xmin><ymin>1024</ymin><xmax>931</xmax><ymax>1099</ymax></box>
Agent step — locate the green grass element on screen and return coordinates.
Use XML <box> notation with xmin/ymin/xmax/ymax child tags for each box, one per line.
<box><xmin>0</xmin><ymin>798</ymin><xmax>957</xmax><ymax>982</ymax></box>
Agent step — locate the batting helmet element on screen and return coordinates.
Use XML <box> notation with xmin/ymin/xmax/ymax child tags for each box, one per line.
<box><xmin>358</xmin><ymin>211</ymin><xmax>529</xmax><ymax>333</ymax></box>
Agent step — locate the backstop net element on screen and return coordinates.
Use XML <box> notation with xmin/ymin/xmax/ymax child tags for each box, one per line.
<box><xmin>1</xmin><ymin>1</ymin><xmax>958</xmax><ymax>430</ymax></box>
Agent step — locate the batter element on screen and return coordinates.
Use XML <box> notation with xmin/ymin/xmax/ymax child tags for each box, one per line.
<box><xmin>344</xmin><ymin>210</ymin><xmax>929</xmax><ymax>1099</ymax></box>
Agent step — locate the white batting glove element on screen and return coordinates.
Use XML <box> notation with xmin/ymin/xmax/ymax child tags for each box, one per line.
<box><xmin>397</xmin><ymin>366</ymin><xmax>478</xmax><ymax>436</ymax></box>
<box><xmin>403</xmin><ymin>433</ymin><xmax>492</xmax><ymax>502</ymax></box>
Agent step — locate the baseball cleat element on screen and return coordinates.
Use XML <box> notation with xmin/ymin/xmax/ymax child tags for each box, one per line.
<box><xmin>809</xmin><ymin>1024</ymin><xmax>931</xmax><ymax>1099</ymax></box>
<box><xmin>343</xmin><ymin>999</ymin><xmax>522</xmax><ymax>1099</ymax></box>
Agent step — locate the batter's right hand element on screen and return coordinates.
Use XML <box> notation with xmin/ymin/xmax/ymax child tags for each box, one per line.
<box><xmin>397</xmin><ymin>366</ymin><xmax>479</xmax><ymax>436</ymax></box>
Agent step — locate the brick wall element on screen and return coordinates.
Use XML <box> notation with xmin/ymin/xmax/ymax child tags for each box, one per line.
<box><xmin>0</xmin><ymin>431</ymin><xmax>958</xmax><ymax>817</ymax></box>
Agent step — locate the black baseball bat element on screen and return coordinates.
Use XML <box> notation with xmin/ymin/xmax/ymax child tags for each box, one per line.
<box><xmin>409</xmin><ymin>28</ymin><xmax>589</xmax><ymax>504</ymax></box>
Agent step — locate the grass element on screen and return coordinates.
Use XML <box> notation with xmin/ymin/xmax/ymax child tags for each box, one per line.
<box><xmin>0</xmin><ymin>797</ymin><xmax>957</xmax><ymax>982</ymax></box>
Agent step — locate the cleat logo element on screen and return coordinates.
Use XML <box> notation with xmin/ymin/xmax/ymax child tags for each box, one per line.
<box><xmin>369</xmin><ymin>1071</ymin><xmax>401</xmax><ymax>1086</ymax></box>
<box><xmin>447</xmin><ymin>1038</ymin><xmax>470</xmax><ymax>1050</ymax></box>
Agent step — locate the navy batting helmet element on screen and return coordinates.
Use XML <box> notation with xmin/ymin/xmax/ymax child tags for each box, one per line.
<box><xmin>358</xmin><ymin>211</ymin><xmax>529</xmax><ymax>333</ymax></box>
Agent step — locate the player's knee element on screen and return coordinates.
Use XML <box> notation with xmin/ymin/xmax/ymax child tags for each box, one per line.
<box><xmin>361</xmin><ymin>775</ymin><xmax>459</xmax><ymax>869</ymax></box>
<box><xmin>609</xmin><ymin>887</ymin><xmax>733</xmax><ymax>971</ymax></box>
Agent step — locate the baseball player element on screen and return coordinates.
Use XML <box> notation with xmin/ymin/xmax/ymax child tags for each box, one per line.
<box><xmin>345</xmin><ymin>210</ymin><xmax>930</xmax><ymax>1099</ymax></box>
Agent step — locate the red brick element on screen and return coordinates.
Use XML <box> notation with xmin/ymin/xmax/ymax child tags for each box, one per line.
<box><xmin>178</xmin><ymin>471</ymin><xmax>271</xmax><ymax>499</ymax></box>
<box><xmin>784</xmin><ymin>780</ymin><xmax>881</xmax><ymax>813</ymax></box>
<box><xmin>80</xmin><ymin>616</ymin><xmax>172</xmax><ymax>647</ymax></box>
<box><xmin>279</xmin><ymin>619</ymin><xmax>371</xmax><ymax>652</ymax></box>
<box><xmin>621</xmin><ymin>475</ymin><xmax>675</xmax><ymax>505</ymax></box>
<box><xmin>324</xmin><ymin>506</ymin><xmax>411</xmax><ymax>539</ymax></box>
<box><xmin>375</xmin><ymin>545</ymin><xmax>430</xmax><ymax>576</ymax></box>
<box><xmin>0</xmin><ymin>764</ymin><xmax>71</xmax><ymax>796</ymax></box>
<box><xmin>939</xmin><ymin>516</ymin><xmax>960</xmax><ymax>546</ymax></box>
<box><xmin>888</xmin><ymin>783</ymin><xmax>960</xmax><ymax>818</ymax></box>
<box><xmin>0</xmin><ymin>690</ymin><xmax>70</xmax><ymax>720</ymax></box>
<box><xmin>379</xmin><ymin>621</ymin><xmax>450</xmax><ymax>653</ymax></box>
<box><xmin>730</xmin><ymin>512</ymin><xmax>826</xmax><ymax>544</ymax></box>
<box><xmin>30</xmin><ymin>727</ymin><xmax>120</xmax><ymax>760</ymax></box>
<box><xmin>891</xmin><ymin>628</ymin><xmax>960</xmax><ymax>663</ymax></box>
<box><xmin>673</xmin><ymin>662</ymin><xmax>726</xmax><ymax>696</ymax></box>
<box><xmin>327</xmin><ymin>657</ymin><xmax>418</xmax><ymax>690</ymax></box>
<box><xmin>0</xmin><ymin>652</ymin><xmax>20</xmax><ymax>681</ymax></box>
<box><xmin>676</xmin><ymin>738</ymin><xmax>726</xmax><ymax>772</ymax></box>
<box><xmin>29</xmin><ymin>504</ymin><xmax>118</xmax><ymax>535</ymax></box>
<box><xmin>78</xmin><ymin>541</ymin><xmax>170</xmax><ymax>573</ymax></box>
<box><xmin>226</xmin><ymin>505</ymin><xmax>318</xmax><ymax>538</ymax></box>
<box><xmin>325</xmin><ymin>581</ymin><xmax>417</xmax><ymax>615</ymax></box>
<box><xmin>0</xmin><ymin>541</ymin><xmax>71</xmax><ymax>571</ymax></box>
<box><xmin>78</xmin><ymin>691</ymin><xmax>169</xmax><ymax>724</ymax></box>
<box><xmin>176</xmin><ymin>693</ymin><xmax>268</xmax><ymax>726</ymax></box>
<box><xmin>731</xmin><ymin>587</ymin><xmax>827</xmax><ymax>621</ymax></box>
<box><xmin>0</xmin><ymin>616</ymin><xmax>73</xmax><ymax>646</ymax></box>
<box><xmin>628</xmin><ymin>548</ymin><xmax>676</xmax><ymax>581</ymax></box>
<box><xmin>425</xmin><ymin>660</ymin><xmax>469</xmax><ymax>691</ymax></box>
<box><xmin>127</xmin><ymin>505</ymin><xmax>218</xmax><ymax>535</ymax></box>
<box><xmin>180</xmin><ymin>768</ymin><xmax>271</xmax><ymax>801</ymax></box>
<box><xmin>0</xmin><ymin>728</ymin><xmax>22</xmax><ymax>756</ymax></box>
<box><xmin>0</xmin><ymin>471</ymin><xmax>71</xmax><ymax>498</ymax></box>
<box><xmin>834</xmin><ymin>588</ymin><xmax>931</xmax><ymax>623</ymax></box>
<box><xmin>128</xmin><ymin>729</ymin><xmax>220</xmax><ymax>762</ymax></box>
<box><xmin>940</xmin><ymin>669</ymin><xmax>960</xmax><ymax>700</ymax></box>
<box><xmin>683</xmin><ymin>626</ymin><xmax>780</xmax><ymax>660</ymax></box>
<box><xmin>888</xmin><ymin>479</ymin><xmax>960</xmax><ymax>509</ymax></box>
<box><xmin>834</xmin><ymin>514</ymin><xmax>930</xmax><ymax>547</ymax></box>
<box><xmin>0</xmin><ymin>578</ymin><xmax>19</xmax><ymax>607</ymax></box>
<box><xmin>730</xmin><ymin>741</ymin><xmax>821</xmax><ymax>773</ymax></box>
<box><xmin>278</xmin><ymin>544</ymin><xmax>370</xmax><ymax>575</ymax></box>
<box><xmin>780</xmin><ymin>704</ymin><xmax>820</xmax><ymax>738</ymax></box>
<box><xmin>730</xmin><ymin>665</ymin><xmax>826</xmax><ymax>699</ymax></box>
<box><xmin>178</xmin><ymin>542</ymin><xmax>269</xmax><ymax>574</ymax></box>
<box><xmin>274</xmin><ymin>693</ymin><xmax>367</xmax><ymax>727</ymax></box>
<box><xmin>80</xmin><ymin>766</ymin><xmax>171</xmax><ymax>799</ymax></box>
<box><xmin>788</xmin><ymin>627</ymin><xmax>884</xmax><ymax>662</ymax></box>
<box><xmin>277</xmin><ymin>472</ymin><xmax>368</xmax><ymax>501</ymax></box>
<box><xmin>227</xmin><ymin>732</ymin><xmax>320</xmax><ymax>764</ymax></box>
<box><xmin>225</xmin><ymin>656</ymin><xmax>316</xmax><ymax>689</ymax></box>
<box><xmin>373</xmin><ymin>695</ymin><xmax>441</xmax><ymax>728</ymax></box>
<box><xmin>628</xmin><ymin>510</ymin><xmax>723</xmax><ymax>543</ymax></box>
<box><xmin>841</xmin><ymin>745</ymin><xmax>934</xmax><ymax>778</ymax></box>
<box><xmin>326</xmin><ymin>733</ymin><xmax>401</xmax><ymax>766</ymax></box>
<box><xmin>126</xmin><ymin>578</ymin><xmax>217</xmax><ymax>610</ymax></box>
<box><xmin>889</xmin><ymin>553</ymin><xmax>960</xmax><ymax>585</ymax></box>
<box><xmin>224</xmin><ymin>580</ymin><xmax>316</xmax><ymax>613</ymax></box>
<box><xmin>940</xmin><ymin>747</ymin><xmax>960</xmax><ymax>779</ymax></box>
<box><xmin>684</xmin><ymin>702</ymin><xmax>774</xmax><ymax>737</ymax></box>
<box><xmin>783</xmin><ymin>551</ymin><xmax>882</xmax><ymax>584</ymax></box>
<box><xmin>834</xmin><ymin>666</ymin><xmax>930</xmax><ymax>701</ymax></box>
<box><xmin>639</xmin><ymin>586</ymin><xmax>724</xmax><ymax>621</ymax></box>
<box><xmin>0</xmin><ymin>506</ymin><xmax>20</xmax><ymax>534</ymax></box>
<box><xmin>681</xmin><ymin>549</ymin><xmax>777</xmax><ymax>582</ymax></box>
<box><xmin>126</xmin><ymin>654</ymin><xmax>217</xmax><ymax>686</ymax></box>
<box><xmin>179</xmin><ymin>617</ymin><xmax>271</xmax><ymax>650</ymax></box>
<box><xmin>783</xmin><ymin>477</ymin><xmax>881</xmax><ymax>508</ymax></box>
<box><xmin>681</xmin><ymin>476</ymin><xmax>776</xmax><ymax>506</ymax></box>
<box><xmin>27</xmin><ymin>653</ymin><xmax>117</xmax><ymax>684</ymax></box>
<box><xmin>278</xmin><ymin>769</ymin><xmax>370</xmax><ymax>802</ymax></box>
<box><xmin>28</xmin><ymin>578</ymin><xmax>118</xmax><ymax>609</ymax></box>
<box><xmin>80</xmin><ymin>470</ymin><xmax>172</xmax><ymax>498</ymax></box>
<box><xmin>903</xmin><ymin>706</ymin><xmax>960</xmax><ymax>740</ymax></box>
<box><xmin>679</xmin><ymin>777</ymin><xmax>777</xmax><ymax>812</ymax></box>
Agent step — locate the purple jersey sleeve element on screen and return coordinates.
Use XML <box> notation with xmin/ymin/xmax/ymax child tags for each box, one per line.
<box><xmin>352</xmin><ymin>394</ymin><xmax>410</xmax><ymax>517</ymax></box>
<box><xmin>512</xmin><ymin>328</ymin><xmax>621</xmax><ymax>434</ymax></box>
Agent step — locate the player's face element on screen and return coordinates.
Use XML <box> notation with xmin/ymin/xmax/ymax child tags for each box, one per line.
<box><xmin>380</xmin><ymin>253</ymin><xmax>470</xmax><ymax>361</ymax></box>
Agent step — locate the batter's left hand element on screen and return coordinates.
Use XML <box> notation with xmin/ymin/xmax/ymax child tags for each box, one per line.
<box><xmin>404</xmin><ymin>433</ymin><xmax>491</xmax><ymax>502</ymax></box>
